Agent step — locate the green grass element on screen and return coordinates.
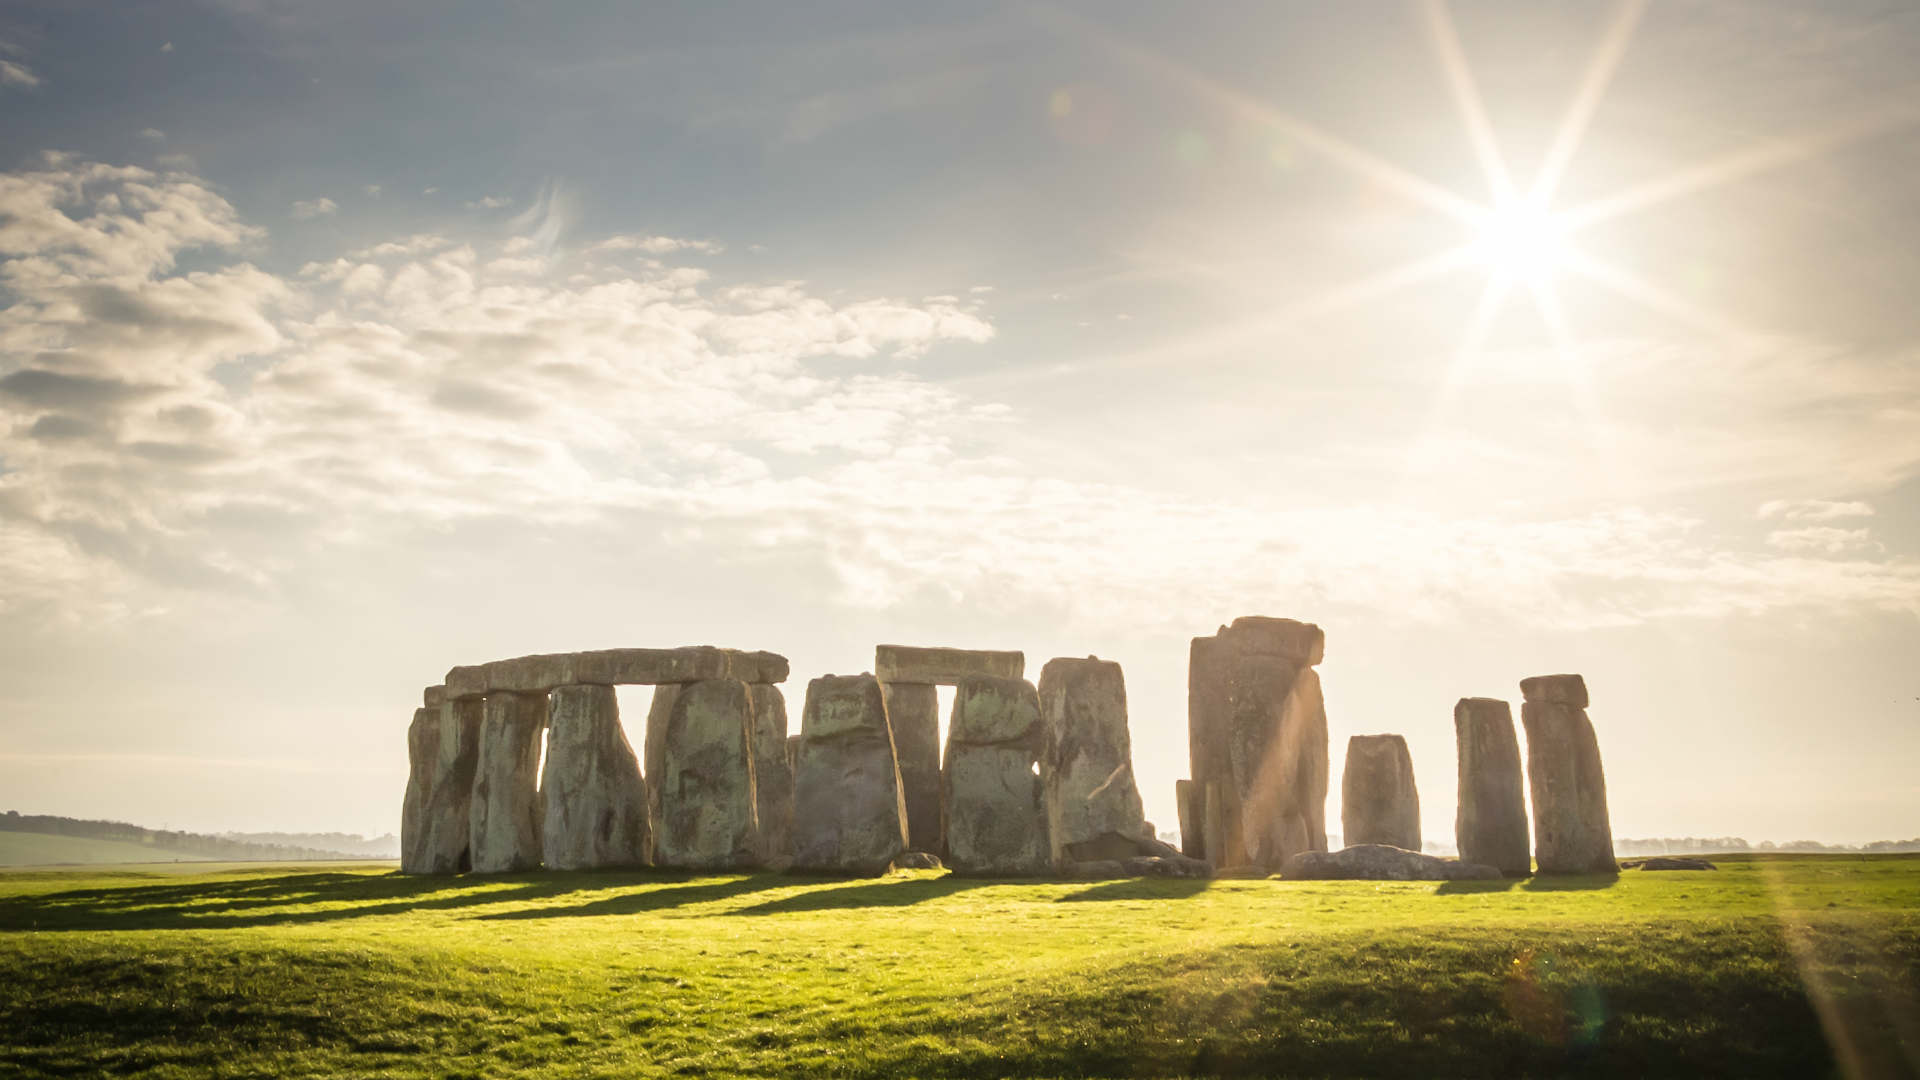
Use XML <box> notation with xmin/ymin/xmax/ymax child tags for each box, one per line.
<box><xmin>1</xmin><ymin>855</ymin><xmax>1916</xmax><ymax>1078</ymax></box>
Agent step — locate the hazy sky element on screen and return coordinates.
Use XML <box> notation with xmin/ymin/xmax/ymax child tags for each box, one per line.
<box><xmin>1</xmin><ymin>1</ymin><xmax>1915</xmax><ymax>844</ymax></box>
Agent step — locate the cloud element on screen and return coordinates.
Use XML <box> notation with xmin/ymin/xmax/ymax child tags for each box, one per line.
<box><xmin>463</xmin><ymin>195</ymin><xmax>512</xmax><ymax>210</ymax></box>
<box><xmin>362</xmin><ymin>184</ymin><xmax>381</xmax><ymax>198</ymax></box>
<box><xmin>290</xmin><ymin>197</ymin><xmax>337</xmax><ymax>219</ymax></box>
<box><xmin>1758</xmin><ymin>499</ymin><xmax>1876</xmax><ymax>521</ymax></box>
<box><xmin>595</xmin><ymin>234</ymin><xmax>724</xmax><ymax>256</ymax></box>
<box><xmin>0</xmin><ymin>59</ymin><xmax>39</xmax><ymax>89</ymax></box>
<box><xmin>1766</xmin><ymin>526</ymin><xmax>1879</xmax><ymax>554</ymax></box>
<box><xmin>160</xmin><ymin>42</ymin><xmax>174</xmax><ymax>54</ymax></box>
<box><xmin>138</xmin><ymin>128</ymin><xmax>166</xmax><ymax>141</ymax></box>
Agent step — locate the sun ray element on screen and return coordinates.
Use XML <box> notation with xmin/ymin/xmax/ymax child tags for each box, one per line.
<box><xmin>1031</xmin><ymin>5</ymin><xmax>1485</xmax><ymax>225</ymax></box>
<box><xmin>1558</xmin><ymin>248</ymin><xmax>1756</xmax><ymax>342</ymax></box>
<box><xmin>1561</xmin><ymin>94</ymin><xmax>1920</xmax><ymax>232</ymax></box>
<box><xmin>1420</xmin><ymin>0</ymin><xmax>1517</xmax><ymax>205</ymax></box>
<box><xmin>1530</xmin><ymin>0</ymin><xmax>1648</xmax><ymax>206</ymax></box>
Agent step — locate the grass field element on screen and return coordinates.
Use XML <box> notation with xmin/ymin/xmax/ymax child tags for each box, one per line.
<box><xmin>1</xmin><ymin>854</ymin><xmax>1915</xmax><ymax>1078</ymax></box>
<box><xmin>0</xmin><ymin>832</ymin><xmax>231</xmax><ymax>868</ymax></box>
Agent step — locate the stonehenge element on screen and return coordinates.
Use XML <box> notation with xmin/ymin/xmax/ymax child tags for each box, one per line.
<box><xmin>790</xmin><ymin>674</ymin><xmax>908</xmax><ymax>874</ymax></box>
<box><xmin>399</xmin><ymin>629</ymin><xmax>1618</xmax><ymax>884</ymax></box>
<box><xmin>1182</xmin><ymin>617</ymin><xmax>1329</xmax><ymax>871</ymax></box>
<box><xmin>1341</xmin><ymin>734</ymin><xmax>1420</xmax><ymax>852</ymax></box>
<box><xmin>1520</xmin><ymin>674</ymin><xmax>1617</xmax><ymax>874</ymax></box>
<box><xmin>1454</xmin><ymin>697</ymin><xmax>1531</xmax><ymax>876</ymax></box>
<box><xmin>944</xmin><ymin>675</ymin><xmax>1053</xmax><ymax>876</ymax></box>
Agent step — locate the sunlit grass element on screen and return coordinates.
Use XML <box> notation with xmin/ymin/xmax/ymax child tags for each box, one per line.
<box><xmin>1</xmin><ymin>854</ymin><xmax>1915</xmax><ymax>1077</ymax></box>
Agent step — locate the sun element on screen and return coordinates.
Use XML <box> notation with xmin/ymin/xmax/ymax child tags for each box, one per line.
<box><xmin>1470</xmin><ymin>199</ymin><xmax>1569</xmax><ymax>285</ymax></box>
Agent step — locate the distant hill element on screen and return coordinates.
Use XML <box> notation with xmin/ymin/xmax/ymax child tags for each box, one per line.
<box><xmin>0</xmin><ymin>811</ymin><xmax>398</xmax><ymax>867</ymax></box>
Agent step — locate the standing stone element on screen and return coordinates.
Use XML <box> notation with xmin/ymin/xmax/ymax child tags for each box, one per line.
<box><xmin>945</xmin><ymin>676</ymin><xmax>1051</xmax><ymax>876</ymax></box>
<box><xmin>643</xmin><ymin>683</ymin><xmax>680</xmax><ymax>836</ymax></box>
<box><xmin>1188</xmin><ymin>617</ymin><xmax>1329</xmax><ymax>871</ymax></box>
<box><xmin>1341</xmin><ymin>734</ymin><xmax>1420</xmax><ymax>852</ymax></box>
<box><xmin>791</xmin><ymin>675</ymin><xmax>908</xmax><ymax>874</ymax></box>
<box><xmin>1454</xmin><ymin>697</ymin><xmax>1530</xmax><ymax>876</ymax></box>
<box><xmin>1175</xmin><ymin>779</ymin><xmax>1204</xmax><ymax>859</ymax></box>
<box><xmin>470</xmin><ymin>691</ymin><xmax>547</xmax><ymax>873</ymax></box>
<box><xmin>401</xmin><ymin>699</ymin><xmax>482</xmax><ymax>874</ymax></box>
<box><xmin>1039</xmin><ymin>657</ymin><xmax>1149</xmax><ymax>863</ymax></box>
<box><xmin>653</xmin><ymin>678</ymin><xmax>761</xmax><ymax>870</ymax></box>
<box><xmin>1519</xmin><ymin>674</ymin><xmax>1616</xmax><ymax>874</ymax></box>
<box><xmin>540</xmin><ymin>684</ymin><xmax>649</xmax><ymax>871</ymax></box>
<box><xmin>750</xmin><ymin>684</ymin><xmax>794</xmax><ymax>865</ymax></box>
<box><xmin>882</xmin><ymin>682</ymin><xmax>944</xmax><ymax>854</ymax></box>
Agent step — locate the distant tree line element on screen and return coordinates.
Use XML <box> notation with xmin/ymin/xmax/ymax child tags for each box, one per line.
<box><xmin>1</xmin><ymin>811</ymin><xmax>397</xmax><ymax>861</ymax></box>
<box><xmin>1615</xmin><ymin>836</ymin><xmax>1920</xmax><ymax>855</ymax></box>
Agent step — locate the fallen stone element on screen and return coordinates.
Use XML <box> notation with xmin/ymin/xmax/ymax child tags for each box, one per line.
<box><xmin>1520</xmin><ymin>675</ymin><xmax>1616</xmax><ymax>875</ymax></box>
<box><xmin>469</xmin><ymin>691</ymin><xmax>548</xmax><ymax>873</ymax></box>
<box><xmin>653</xmin><ymin>678</ymin><xmax>761</xmax><ymax>870</ymax></box>
<box><xmin>790</xmin><ymin>674</ymin><xmax>908</xmax><ymax>875</ymax></box>
<box><xmin>1282</xmin><ymin>844</ymin><xmax>1502</xmax><ymax>881</ymax></box>
<box><xmin>1341</xmin><ymin>734</ymin><xmax>1421</xmax><ymax>852</ymax></box>
<box><xmin>750</xmin><ymin>684</ymin><xmax>793</xmax><ymax>866</ymax></box>
<box><xmin>539</xmin><ymin>683</ymin><xmax>649</xmax><ymax>871</ymax></box>
<box><xmin>895</xmin><ymin>851</ymin><xmax>944</xmax><ymax>870</ymax></box>
<box><xmin>875</xmin><ymin>645</ymin><xmax>1024</xmax><ymax>685</ymax></box>
<box><xmin>1040</xmin><ymin>657</ymin><xmax>1150</xmax><ymax>866</ymax></box>
<box><xmin>945</xmin><ymin>676</ymin><xmax>1052</xmax><ymax>876</ymax></box>
<box><xmin>1454</xmin><ymin>697</ymin><xmax>1530</xmax><ymax>877</ymax></box>
<box><xmin>1520</xmin><ymin>673</ymin><xmax>1589</xmax><ymax>709</ymax></box>
<box><xmin>401</xmin><ymin>700</ymin><xmax>482</xmax><ymax>874</ymax></box>
<box><xmin>881</xmin><ymin>681</ymin><xmax>944</xmax><ymax>854</ymax></box>
<box><xmin>1627</xmin><ymin>856</ymin><xmax>1716</xmax><ymax>871</ymax></box>
<box><xmin>1123</xmin><ymin>854</ymin><xmax>1211</xmax><ymax>878</ymax></box>
<box><xmin>1064</xmin><ymin>859</ymin><xmax>1126</xmax><ymax>879</ymax></box>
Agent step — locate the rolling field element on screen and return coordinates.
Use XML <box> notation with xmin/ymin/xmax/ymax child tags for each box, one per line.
<box><xmin>1</xmin><ymin>854</ymin><xmax>1915</xmax><ymax>1078</ymax></box>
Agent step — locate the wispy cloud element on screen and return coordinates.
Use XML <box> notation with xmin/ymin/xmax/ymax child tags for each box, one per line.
<box><xmin>594</xmin><ymin>234</ymin><xmax>724</xmax><ymax>256</ymax></box>
<box><xmin>0</xmin><ymin>59</ymin><xmax>40</xmax><ymax>89</ymax></box>
<box><xmin>463</xmin><ymin>194</ymin><xmax>512</xmax><ymax>210</ymax></box>
<box><xmin>1759</xmin><ymin>498</ymin><xmax>1876</xmax><ymax>521</ymax></box>
<box><xmin>289</xmin><ymin>196</ymin><xmax>337</xmax><ymax>219</ymax></box>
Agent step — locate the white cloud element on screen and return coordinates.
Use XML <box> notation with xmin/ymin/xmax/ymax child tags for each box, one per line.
<box><xmin>290</xmin><ymin>196</ymin><xmax>337</xmax><ymax>220</ymax></box>
<box><xmin>0</xmin><ymin>59</ymin><xmax>39</xmax><ymax>89</ymax></box>
<box><xmin>138</xmin><ymin>128</ymin><xmax>166</xmax><ymax>142</ymax></box>
<box><xmin>1766</xmin><ymin>526</ymin><xmax>1879</xmax><ymax>554</ymax></box>
<box><xmin>1758</xmin><ymin>498</ymin><xmax>1876</xmax><ymax>521</ymax></box>
<box><xmin>160</xmin><ymin>42</ymin><xmax>174</xmax><ymax>54</ymax></box>
<box><xmin>595</xmin><ymin>234</ymin><xmax>724</xmax><ymax>256</ymax></box>
<box><xmin>464</xmin><ymin>195</ymin><xmax>512</xmax><ymax>210</ymax></box>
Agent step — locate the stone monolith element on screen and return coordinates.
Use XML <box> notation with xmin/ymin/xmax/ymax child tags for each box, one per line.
<box><xmin>643</xmin><ymin>683</ymin><xmax>680</xmax><ymax>836</ymax></box>
<box><xmin>945</xmin><ymin>675</ymin><xmax>1051</xmax><ymax>876</ymax></box>
<box><xmin>470</xmin><ymin>691</ymin><xmax>547</xmax><ymax>873</ymax></box>
<box><xmin>540</xmin><ymin>683</ymin><xmax>649</xmax><ymax>871</ymax></box>
<box><xmin>401</xmin><ymin>698</ymin><xmax>482</xmax><ymax>874</ymax></box>
<box><xmin>653</xmin><ymin>678</ymin><xmax>760</xmax><ymax>869</ymax></box>
<box><xmin>790</xmin><ymin>674</ymin><xmax>908</xmax><ymax>874</ymax></box>
<box><xmin>1039</xmin><ymin>656</ymin><xmax>1149</xmax><ymax>863</ymax></box>
<box><xmin>1341</xmin><ymin>734</ymin><xmax>1420</xmax><ymax>852</ymax></box>
<box><xmin>1454</xmin><ymin>697</ymin><xmax>1530</xmax><ymax>876</ymax></box>
<box><xmin>1519</xmin><ymin>674</ymin><xmax>1616</xmax><ymax>874</ymax></box>
<box><xmin>881</xmin><ymin>681</ymin><xmax>944</xmax><ymax>854</ymax></box>
<box><xmin>750</xmin><ymin>684</ymin><xmax>794</xmax><ymax>865</ymax></box>
<box><xmin>1188</xmin><ymin>617</ymin><xmax>1329</xmax><ymax>870</ymax></box>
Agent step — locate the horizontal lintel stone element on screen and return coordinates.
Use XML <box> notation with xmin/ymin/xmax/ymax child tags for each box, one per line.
<box><xmin>875</xmin><ymin>645</ymin><xmax>1024</xmax><ymax>685</ymax></box>
<box><xmin>445</xmin><ymin>647</ymin><xmax>789</xmax><ymax>698</ymax></box>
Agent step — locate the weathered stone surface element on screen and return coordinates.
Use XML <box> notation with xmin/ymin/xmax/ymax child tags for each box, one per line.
<box><xmin>896</xmin><ymin>851</ymin><xmax>943</xmax><ymax>870</ymax></box>
<box><xmin>1175</xmin><ymin>779</ymin><xmax>1204</xmax><ymax>858</ymax></box>
<box><xmin>875</xmin><ymin>645</ymin><xmax>1024</xmax><ymax>686</ymax></box>
<box><xmin>1039</xmin><ymin>657</ymin><xmax>1149</xmax><ymax>864</ymax></box>
<box><xmin>749</xmin><ymin>684</ymin><xmax>793</xmax><ymax>866</ymax></box>
<box><xmin>447</xmin><ymin>648</ymin><xmax>789</xmax><ymax>700</ymax></box>
<box><xmin>643</xmin><ymin>683</ymin><xmax>680</xmax><ymax>836</ymax></box>
<box><xmin>1282</xmin><ymin>844</ymin><xmax>1501</xmax><ymax>881</ymax></box>
<box><xmin>944</xmin><ymin>676</ymin><xmax>1051</xmax><ymax>876</ymax></box>
<box><xmin>401</xmin><ymin>700</ymin><xmax>482</xmax><ymax>874</ymax></box>
<box><xmin>1520</xmin><ymin>673</ymin><xmax>1589</xmax><ymax>709</ymax></box>
<box><xmin>791</xmin><ymin>674</ymin><xmax>907</xmax><ymax>875</ymax></box>
<box><xmin>654</xmin><ymin>678</ymin><xmax>761</xmax><ymax>870</ymax></box>
<box><xmin>424</xmin><ymin>685</ymin><xmax>446</xmax><ymax>708</ymax></box>
<box><xmin>1188</xmin><ymin>618</ymin><xmax>1329</xmax><ymax>871</ymax></box>
<box><xmin>1520</xmin><ymin>677</ymin><xmax>1616</xmax><ymax>875</ymax></box>
<box><xmin>540</xmin><ymin>684</ymin><xmax>649</xmax><ymax>871</ymax></box>
<box><xmin>1624</xmin><ymin>856</ymin><xmax>1716</xmax><ymax>871</ymax></box>
<box><xmin>1124</xmin><ymin>854</ymin><xmax>1211</xmax><ymax>878</ymax></box>
<box><xmin>1454</xmin><ymin>697</ymin><xmax>1530</xmax><ymax>877</ymax></box>
<box><xmin>470</xmin><ymin>691</ymin><xmax>547</xmax><ymax>873</ymax></box>
<box><xmin>881</xmin><ymin>682</ymin><xmax>943</xmax><ymax>854</ymax></box>
<box><xmin>1341</xmin><ymin>734</ymin><xmax>1420</xmax><ymax>852</ymax></box>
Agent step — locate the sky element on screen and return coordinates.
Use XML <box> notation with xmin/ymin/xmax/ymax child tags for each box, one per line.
<box><xmin>0</xmin><ymin>0</ymin><xmax>1916</xmax><ymax>844</ymax></box>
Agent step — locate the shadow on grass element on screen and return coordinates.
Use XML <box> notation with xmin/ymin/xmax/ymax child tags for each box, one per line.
<box><xmin>1520</xmin><ymin>873</ymin><xmax>1621</xmax><ymax>893</ymax></box>
<box><xmin>0</xmin><ymin>869</ymin><xmax>800</xmax><ymax>931</ymax></box>
<box><xmin>1056</xmin><ymin>877</ymin><xmax>1213</xmax><ymax>902</ymax></box>
<box><xmin>727</xmin><ymin>874</ymin><xmax>994</xmax><ymax>915</ymax></box>
<box><xmin>1434</xmin><ymin>877</ymin><xmax>1524</xmax><ymax>895</ymax></box>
